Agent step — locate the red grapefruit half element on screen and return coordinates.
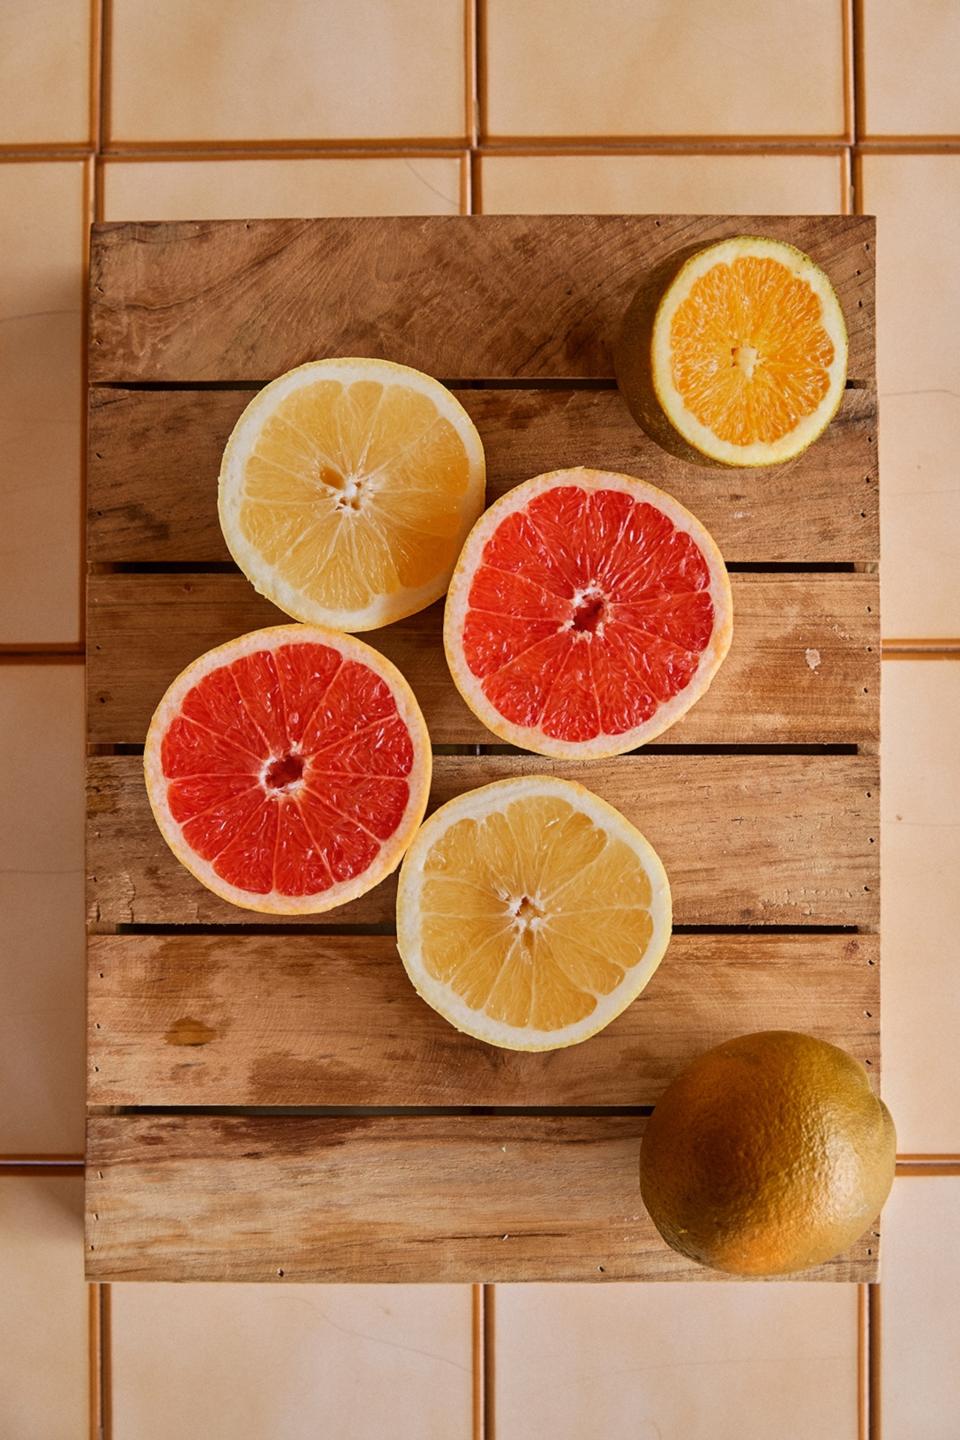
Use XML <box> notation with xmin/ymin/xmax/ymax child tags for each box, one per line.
<box><xmin>444</xmin><ymin>469</ymin><xmax>733</xmax><ymax>758</ymax></box>
<box><xmin>144</xmin><ymin>625</ymin><xmax>431</xmax><ymax>913</ymax></box>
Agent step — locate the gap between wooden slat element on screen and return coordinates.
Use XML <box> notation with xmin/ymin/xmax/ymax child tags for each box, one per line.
<box><xmin>90</xmin><ymin>560</ymin><xmax>861</xmax><ymax>575</ymax></box>
<box><xmin>102</xmin><ymin>922</ymin><xmax>863</xmax><ymax>937</ymax></box>
<box><xmin>88</xmin><ymin>743</ymin><xmax>862</xmax><ymax>758</ymax></box>
<box><xmin>90</xmin><ymin>1105</ymin><xmax>657</xmax><ymax>1118</ymax></box>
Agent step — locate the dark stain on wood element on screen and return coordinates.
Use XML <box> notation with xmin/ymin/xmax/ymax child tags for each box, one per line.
<box><xmin>165</xmin><ymin>1015</ymin><xmax>216</xmax><ymax>1047</ymax></box>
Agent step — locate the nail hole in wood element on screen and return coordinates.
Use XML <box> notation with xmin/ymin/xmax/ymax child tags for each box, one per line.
<box><xmin>277</xmin><ymin>1267</ymin><xmax>285</xmax><ymax>1277</ymax></box>
<box><xmin>864</xmin><ymin>1010</ymin><xmax>873</xmax><ymax>1018</ymax></box>
<box><xmin>597</xmin><ymin>1265</ymin><xmax>606</xmax><ymax>1273</ymax></box>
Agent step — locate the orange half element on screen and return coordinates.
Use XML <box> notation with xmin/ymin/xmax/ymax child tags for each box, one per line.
<box><xmin>650</xmin><ymin>236</ymin><xmax>848</xmax><ymax>466</ymax></box>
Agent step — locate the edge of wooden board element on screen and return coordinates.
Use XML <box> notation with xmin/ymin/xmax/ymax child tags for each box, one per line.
<box><xmin>88</xmin><ymin>214</ymin><xmax>875</xmax><ymax>383</ymax></box>
<box><xmin>86</xmin><ymin>570</ymin><xmax>880</xmax><ymax>748</ymax></box>
<box><xmin>87</xmin><ymin>932</ymin><xmax>880</xmax><ymax>1108</ymax></box>
<box><xmin>88</xmin><ymin>751</ymin><xmax>880</xmax><ymax>929</ymax></box>
<box><xmin>85</xmin><ymin>1113</ymin><xmax>879</xmax><ymax>1284</ymax></box>
<box><xmin>87</xmin><ymin>383</ymin><xmax>879</xmax><ymax>564</ymax></box>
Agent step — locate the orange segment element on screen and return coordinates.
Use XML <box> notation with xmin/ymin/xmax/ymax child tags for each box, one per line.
<box><xmin>219</xmin><ymin>359</ymin><xmax>485</xmax><ymax>632</ymax></box>
<box><xmin>647</xmin><ymin>236</ymin><xmax>848</xmax><ymax>467</ymax></box>
<box><xmin>396</xmin><ymin>776</ymin><xmax>672</xmax><ymax>1051</ymax></box>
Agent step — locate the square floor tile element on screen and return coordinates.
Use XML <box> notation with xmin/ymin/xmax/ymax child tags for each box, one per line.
<box><xmin>0</xmin><ymin>666</ymin><xmax>85</xmax><ymax>1154</ymax></box>
<box><xmin>862</xmin><ymin>2</ymin><xmax>960</xmax><ymax>136</ymax></box>
<box><xmin>102</xmin><ymin>156</ymin><xmax>464</xmax><ymax>220</ymax></box>
<box><xmin>495</xmin><ymin>1283</ymin><xmax>859</xmax><ymax>1440</ymax></box>
<box><xmin>111</xmin><ymin>1284</ymin><xmax>473</xmax><ymax>1439</ymax></box>
<box><xmin>0</xmin><ymin>0</ymin><xmax>91</xmax><ymax>145</ymax></box>
<box><xmin>483</xmin><ymin>0</ymin><xmax>847</xmax><ymax>139</ymax></box>
<box><xmin>881</xmin><ymin>1175</ymin><xmax>960</xmax><ymax>1437</ymax></box>
<box><xmin>0</xmin><ymin>1176</ymin><xmax>88</xmax><ymax>1439</ymax></box>
<box><xmin>881</xmin><ymin>661</ymin><xmax>960</xmax><ymax>1153</ymax></box>
<box><xmin>859</xmin><ymin>154</ymin><xmax>960</xmax><ymax>638</ymax></box>
<box><xmin>0</xmin><ymin>162</ymin><xmax>86</xmax><ymax>644</ymax></box>
<box><xmin>479</xmin><ymin>152</ymin><xmax>845</xmax><ymax>215</ymax></box>
<box><xmin>109</xmin><ymin>0</ymin><xmax>467</xmax><ymax>144</ymax></box>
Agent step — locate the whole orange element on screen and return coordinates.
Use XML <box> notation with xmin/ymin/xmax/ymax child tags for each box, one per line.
<box><xmin>639</xmin><ymin>1031</ymin><xmax>895</xmax><ymax>1276</ymax></box>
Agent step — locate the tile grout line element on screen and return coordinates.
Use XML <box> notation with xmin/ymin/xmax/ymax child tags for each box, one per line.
<box><xmin>857</xmin><ymin>1284</ymin><xmax>869</xmax><ymax>1440</ymax></box>
<box><xmin>868</xmin><ymin>1284</ymin><xmax>881</xmax><ymax>1440</ymax></box>
<box><xmin>471</xmin><ymin>1284</ymin><xmax>484</xmax><ymax>1440</ymax></box>
<box><xmin>100</xmin><ymin>1283</ymin><xmax>113</xmax><ymax>1440</ymax></box>
<box><xmin>88</xmin><ymin>1283</ymin><xmax>100</xmax><ymax>1440</ymax></box>
<box><xmin>482</xmin><ymin>1283</ymin><xmax>496</xmax><ymax>1440</ymax></box>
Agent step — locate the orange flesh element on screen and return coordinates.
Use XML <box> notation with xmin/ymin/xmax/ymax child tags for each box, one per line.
<box><xmin>669</xmin><ymin>256</ymin><xmax>834</xmax><ymax>446</ymax></box>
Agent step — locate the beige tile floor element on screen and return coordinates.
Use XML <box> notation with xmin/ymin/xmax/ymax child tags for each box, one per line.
<box><xmin>1</xmin><ymin>3</ymin><xmax>957</xmax><ymax>1436</ymax></box>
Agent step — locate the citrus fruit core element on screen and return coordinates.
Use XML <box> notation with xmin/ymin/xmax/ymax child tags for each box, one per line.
<box><xmin>444</xmin><ymin>469</ymin><xmax>732</xmax><ymax>758</ymax></box>
<box><xmin>144</xmin><ymin>625</ymin><xmax>431</xmax><ymax>914</ymax></box>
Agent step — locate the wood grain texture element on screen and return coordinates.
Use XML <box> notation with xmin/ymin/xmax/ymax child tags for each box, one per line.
<box><xmin>88</xmin><ymin>753</ymin><xmax>880</xmax><ymax>929</ymax></box>
<box><xmin>88</xmin><ymin>933</ymin><xmax>879</xmax><ymax>1108</ymax></box>
<box><xmin>85</xmin><ymin>1113</ymin><xmax>878</xmax><ymax>1283</ymax></box>
<box><xmin>87</xmin><ymin>385</ymin><xmax>879</xmax><ymax>563</ymax></box>
<box><xmin>88</xmin><ymin>215</ymin><xmax>875</xmax><ymax>383</ymax></box>
<box><xmin>87</xmin><ymin>572</ymin><xmax>880</xmax><ymax>747</ymax></box>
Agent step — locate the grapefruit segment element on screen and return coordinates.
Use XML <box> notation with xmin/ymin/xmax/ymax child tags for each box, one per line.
<box><xmin>144</xmin><ymin>625</ymin><xmax>431</xmax><ymax>914</ymax></box>
<box><xmin>444</xmin><ymin>468</ymin><xmax>733</xmax><ymax>758</ymax></box>
<box><xmin>396</xmin><ymin>775</ymin><xmax>672</xmax><ymax>1051</ymax></box>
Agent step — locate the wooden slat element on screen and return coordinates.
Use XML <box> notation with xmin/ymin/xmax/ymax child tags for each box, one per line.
<box><xmin>85</xmin><ymin>1113</ymin><xmax>877</xmax><ymax>1283</ymax></box>
<box><xmin>88</xmin><ymin>933</ymin><xmax>879</xmax><ymax>1108</ymax></box>
<box><xmin>87</xmin><ymin>572</ymin><xmax>880</xmax><ymax>747</ymax></box>
<box><xmin>89</xmin><ymin>215</ymin><xmax>875</xmax><ymax>383</ymax></box>
<box><xmin>88</xmin><ymin>753</ymin><xmax>879</xmax><ymax>929</ymax></box>
<box><xmin>87</xmin><ymin>385</ymin><xmax>879</xmax><ymax>563</ymax></box>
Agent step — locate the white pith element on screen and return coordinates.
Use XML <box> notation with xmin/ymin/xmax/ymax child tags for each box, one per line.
<box><xmin>396</xmin><ymin>775</ymin><xmax>673</xmax><ymax>1051</ymax></box>
<box><xmin>144</xmin><ymin>624</ymin><xmax>432</xmax><ymax>914</ymax></box>
<box><xmin>443</xmin><ymin>468</ymin><xmax>734</xmax><ymax>759</ymax></box>
<box><xmin>651</xmin><ymin>236</ymin><xmax>848</xmax><ymax>467</ymax></box>
<box><xmin>218</xmin><ymin>358</ymin><xmax>486</xmax><ymax>632</ymax></box>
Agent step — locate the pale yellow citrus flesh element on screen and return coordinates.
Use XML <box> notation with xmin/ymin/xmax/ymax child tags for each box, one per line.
<box><xmin>651</xmin><ymin>237</ymin><xmax>848</xmax><ymax>467</ymax></box>
<box><xmin>396</xmin><ymin>776</ymin><xmax>672</xmax><ymax>1051</ymax></box>
<box><xmin>219</xmin><ymin>359</ymin><xmax>486</xmax><ymax>632</ymax></box>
